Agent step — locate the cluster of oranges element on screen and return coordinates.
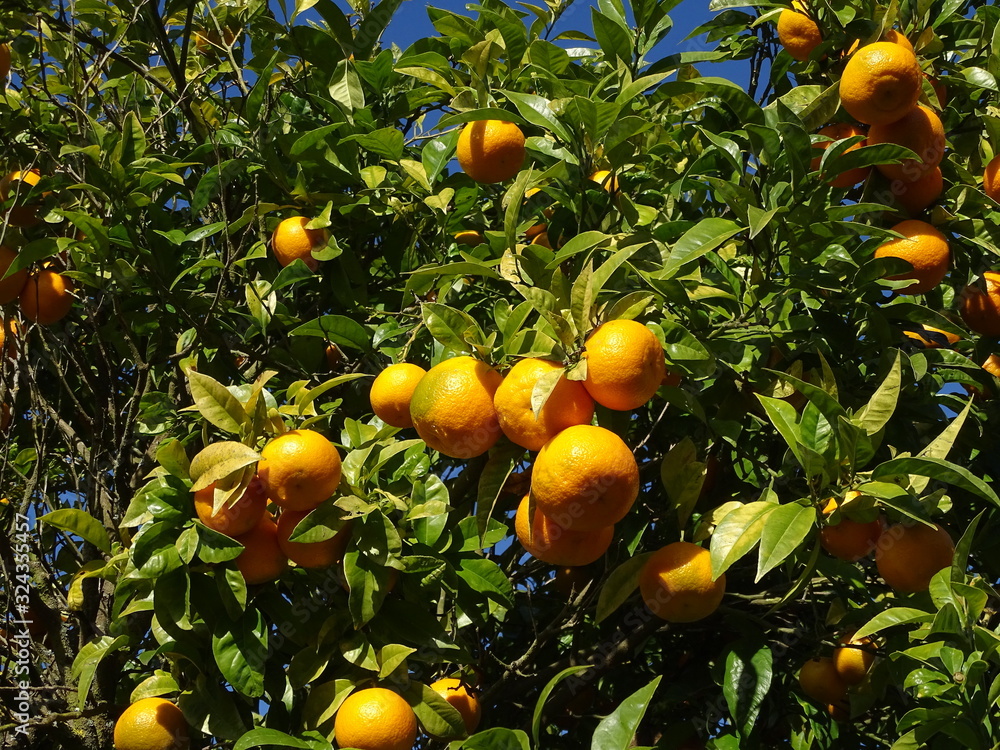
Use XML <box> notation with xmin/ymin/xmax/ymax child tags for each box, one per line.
<box><xmin>798</xmin><ymin>632</ymin><xmax>878</xmax><ymax>721</ymax></box>
<box><xmin>0</xmin><ymin>170</ymin><xmax>75</xmax><ymax>326</ymax></box>
<box><xmin>369</xmin><ymin>319</ymin><xmax>727</xmax><ymax>623</ymax></box>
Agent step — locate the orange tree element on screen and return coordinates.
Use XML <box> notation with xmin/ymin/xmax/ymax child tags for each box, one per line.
<box><xmin>2</xmin><ymin>0</ymin><xmax>1000</xmax><ymax>748</ymax></box>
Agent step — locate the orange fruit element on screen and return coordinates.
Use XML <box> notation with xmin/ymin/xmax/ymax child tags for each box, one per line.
<box><xmin>833</xmin><ymin>633</ymin><xmax>876</xmax><ymax>685</ymax></box>
<box><xmin>193</xmin><ymin>477</ymin><xmax>267</xmax><ymax>537</ymax></box>
<box><xmin>430</xmin><ymin>678</ymin><xmax>481</xmax><ymax>736</ymax></box>
<box><xmin>20</xmin><ymin>270</ymin><xmax>74</xmax><ymax>324</ymax></box>
<box><xmin>456</xmin><ymin>120</ymin><xmax>526</xmax><ymax>184</ymax></box>
<box><xmin>531</xmin><ymin>424</ymin><xmax>639</xmax><ymax>532</ymax></box>
<box><xmin>894</xmin><ymin>166</ymin><xmax>943</xmax><ymax>215</ymax></box>
<box><xmin>325</xmin><ymin>342</ymin><xmax>342</xmax><ymax>370</ymax></box>
<box><xmin>819</xmin><ymin>497</ymin><xmax>883</xmax><ymax>562</ymax></box>
<box><xmin>113</xmin><ymin>697</ymin><xmax>189</xmax><ymax>750</ymax></box>
<box><xmin>334</xmin><ymin>687</ymin><xmax>418</xmax><ymax>750</ymax></box>
<box><xmin>409</xmin><ymin>356</ymin><xmax>503</xmax><ymax>459</ymax></box>
<box><xmin>0</xmin><ymin>169</ymin><xmax>44</xmax><ymax>227</ymax></box>
<box><xmin>276</xmin><ymin>510</ymin><xmax>352</xmax><ymax>568</ymax></box>
<box><xmin>873</xmin><ymin>219</ymin><xmax>949</xmax><ymax>294</ymax></box>
<box><xmin>583</xmin><ymin>319</ymin><xmax>666</xmax><ymax>410</ymax></box>
<box><xmin>777</xmin><ymin>0</ymin><xmax>823</xmax><ymax>61</ymax></box>
<box><xmin>454</xmin><ymin>230</ymin><xmax>484</xmax><ymax>247</ymax></box>
<box><xmin>233</xmin><ymin>513</ymin><xmax>288</xmax><ymax>584</ymax></box>
<box><xmin>903</xmin><ymin>323</ymin><xmax>958</xmax><ymax>348</ymax></box>
<box><xmin>590</xmin><ymin>169</ymin><xmax>619</xmax><ymax>192</ymax></box>
<box><xmin>984</xmin><ymin>155</ymin><xmax>1000</xmax><ymax>202</ymax></box>
<box><xmin>270</xmin><ymin>216</ymin><xmax>329</xmax><ymax>271</ymax></box>
<box><xmin>514</xmin><ymin>495</ymin><xmax>613</xmax><ymax>566</ymax></box>
<box><xmin>370</xmin><ymin>362</ymin><xmax>427</xmax><ymax>428</ymax></box>
<box><xmin>639</xmin><ymin>541</ymin><xmax>726</xmax><ymax>623</ymax></box>
<box><xmin>847</xmin><ymin>28</ymin><xmax>914</xmax><ymax>56</ymax></box>
<box><xmin>257</xmin><ymin>429</ymin><xmax>342</xmax><ymax>511</ymax></box>
<box><xmin>525</xmin><ymin>222</ymin><xmax>547</xmax><ymax>239</ymax></box>
<box><xmin>194</xmin><ymin>27</ymin><xmax>238</xmax><ymax>55</ymax></box>
<box><xmin>961</xmin><ymin>272</ymin><xmax>1000</xmax><ymax>336</ymax></box>
<box><xmin>0</xmin><ymin>44</ymin><xmax>9</xmax><ymax>83</ymax></box>
<box><xmin>875</xmin><ymin>521</ymin><xmax>954</xmax><ymax>592</ymax></box>
<box><xmin>869</xmin><ymin>104</ymin><xmax>945</xmax><ymax>182</ymax></box>
<box><xmin>530</xmin><ymin>231</ymin><xmax>553</xmax><ymax>249</ymax></box>
<box><xmin>799</xmin><ymin>657</ymin><xmax>849</xmax><ymax>708</ymax></box>
<box><xmin>839</xmin><ymin>42</ymin><xmax>922</xmax><ymax>125</ymax></box>
<box><xmin>0</xmin><ymin>246</ymin><xmax>28</xmax><ymax>304</ymax></box>
<box><xmin>811</xmin><ymin>123</ymin><xmax>870</xmax><ymax>188</ymax></box>
<box><xmin>0</xmin><ymin>316</ymin><xmax>16</xmax><ymax>360</ymax></box>
<box><xmin>493</xmin><ymin>358</ymin><xmax>595</xmax><ymax>451</ymax></box>
<box><xmin>984</xmin><ymin>354</ymin><xmax>1000</xmax><ymax>378</ymax></box>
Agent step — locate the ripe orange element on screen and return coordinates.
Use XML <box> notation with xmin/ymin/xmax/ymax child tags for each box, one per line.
<box><xmin>833</xmin><ymin>633</ymin><xmax>876</xmax><ymax>685</ymax></box>
<box><xmin>334</xmin><ymin>687</ymin><xmax>418</xmax><ymax>750</ymax></box>
<box><xmin>984</xmin><ymin>155</ymin><xmax>1000</xmax><ymax>202</ymax></box>
<box><xmin>257</xmin><ymin>429</ymin><xmax>342</xmax><ymax>511</ymax></box>
<box><xmin>430</xmin><ymin>678</ymin><xmax>481</xmax><ymax>736</ymax></box>
<box><xmin>409</xmin><ymin>356</ymin><xmax>503</xmax><ymax>459</ymax></box>
<box><xmin>583</xmin><ymin>319</ymin><xmax>666</xmax><ymax>410</ymax></box>
<box><xmin>873</xmin><ymin>219</ymin><xmax>949</xmax><ymax>294</ymax></box>
<box><xmin>960</xmin><ymin>272</ymin><xmax>1000</xmax><ymax>336</ymax></box>
<box><xmin>894</xmin><ymin>166</ymin><xmax>943</xmax><ymax>215</ymax></box>
<box><xmin>811</xmin><ymin>123</ymin><xmax>870</xmax><ymax>188</ymax></box>
<box><xmin>193</xmin><ymin>477</ymin><xmax>267</xmax><ymax>537</ymax></box>
<box><xmin>902</xmin><ymin>323</ymin><xmax>958</xmax><ymax>348</ymax></box>
<box><xmin>233</xmin><ymin>513</ymin><xmax>288</xmax><ymax>584</ymax></box>
<box><xmin>20</xmin><ymin>270</ymin><xmax>74</xmax><ymax>324</ymax></box>
<box><xmin>530</xmin><ymin>231</ymin><xmax>553</xmax><ymax>249</ymax></box>
<box><xmin>847</xmin><ymin>28</ymin><xmax>914</xmax><ymax>56</ymax></box>
<box><xmin>984</xmin><ymin>354</ymin><xmax>1000</xmax><ymax>378</ymax></box>
<box><xmin>531</xmin><ymin>424</ymin><xmax>639</xmax><ymax>532</ymax></box>
<box><xmin>639</xmin><ymin>541</ymin><xmax>726</xmax><ymax>623</ymax></box>
<box><xmin>493</xmin><ymin>358</ymin><xmax>595</xmax><ymax>451</ymax></box>
<box><xmin>777</xmin><ymin>1</ymin><xmax>823</xmax><ymax>62</ymax></box>
<box><xmin>276</xmin><ymin>510</ymin><xmax>352</xmax><ymax>568</ymax></box>
<box><xmin>0</xmin><ymin>246</ymin><xmax>28</xmax><ymax>304</ymax></box>
<box><xmin>514</xmin><ymin>495</ymin><xmax>613</xmax><ymax>566</ymax></box>
<box><xmin>456</xmin><ymin>120</ymin><xmax>526</xmax><ymax>184</ymax></box>
<box><xmin>113</xmin><ymin>697</ymin><xmax>189</xmax><ymax>750</ymax></box>
<box><xmin>0</xmin><ymin>169</ymin><xmax>44</xmax><ymax>227</ymax></box>
<box><xmin>194</xmin><ymin>27</ymin><xmax>238</xmax><ymax>55</ymax></box>
<box><xmin>454</xmin><ymin>230</ymin><xmax>484</xmax><ymax>247</ymax></box>
<box><xmin>819</xmin><ymin>496</ymin><xmax>883</xmax><ymax>562</ymax></box>
<box><xmin>839</xmin><ymin>42</ymin><xmax>922</xmax><ymax>125</ymax></box>
<box><xmin>876</xmin><ymin>521</ymin><xmax>954</xmax><ymax>592</ymax></box>
<box><xmin>590</xmin><ymin>169</ymin><xmax>619</xmax><ymax>192</ymax></box>
<box><xmin>868</xmin><ymin>104</ymin><xmax>945</xmax><ymax>182</ymax></box>
<box><xmin>270</xmin><ymin>216</ymin><xmax>329</xmax><ymax>271</ymax></box>
<box><xmin>0</xmin><ymin>44</ymin><xmax>9</xmax><ymax>83</ymax></box>
<box><xmin>325</xmin><ymin>342</ymin><xmax>342</xmax><ymax>370</ymax></box>
<box><xmin>799</xmin><ymin>657</ymin><xmax>849</xmax><ymax>708</ymax></box>
<box><xmin>370</xmin><ymin>362</ymin><xmax>427</xmax><ymax>429</ymax></box>
<box><xmin>0</xmin><ymin>316</ymin><xmax>16</xmax><ymax>360</ymax></box>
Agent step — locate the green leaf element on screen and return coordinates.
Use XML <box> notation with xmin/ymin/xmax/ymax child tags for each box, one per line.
<box><xmin>854</xmin><ymin>607</ymin><xmax>933</xmax><ymax>640</ymax></box>
<box><xmin>871</xmin><ymin>457</ymin><xmax>1000</xmax><ymax>508</ymax></box>
<box><xmin>912</xmin><ymin>399</ymin><xmax>971</xmax><ymax>494</ymax></box>
<box><xmin>503</xmin><ymin>91</ymin><xmax>573</xmax><ymax>143</ymax></box>
<box><xmin>591</xmin><ymin>676</ymin><xmax>661</xmax><ymax>750</ymax></box>
<box><xmin>459</xmin><ymin>728</ymin><xmax>531</xmax><ymax>750</ymax></box>
<box><xmin>854</xmin><ymin>350</ymin><xmax>902</xmax><ymax>435</ymax></box>
<box><xmin>212</xmin><ymin>610</ymin><xmax>268</xmax><ymax>698</ymax></box>
<box><xmin>233</xmin><ymin>728</ymin><xmax>318</xmax><ymax>750</ymax></box>
<box><xmin>39</xmin><ymin>508</ymin><xmax>112</xmax><ymax>554</ymax></box>
<box><xmin>422</xmin><ymin>303</ymin><xmax>481</xmax><ymax>354</ymax></box>
<box><xmin>189</xmin><ymin>441</ymin><xmax>260</xmax><ymax>492</ymax></box>
<box><xmin>660</xmin><ymin>438</ymin><xmax>706</xmax><ymax>528</ymax></box>
<box><xmin>456</xmin><ymin>557</ymin><xmax>514</xmax><ymax>609</ymax></box>
<box><xmin>186</xmin><ymin>370</ymin><xmax>247</xmax><ymax>434</ymax></box>
<box><xmin>711</xmin><ymin>502</ymin><xmax>776</xmax><ymax>579</ymax></box>
<box><xmin>156</xmin><ymin>439</ymin><xmax>190</xmax><ymax>480</ymax></box>
<box><xmin>723</xmin><ymin>642</ymin><xmax>772</xmax><ymax>738</ymax></box>
<box><xmin>476</xmin><ymin>442</ymin><xmax>524</xmax><ymax>539</ymax></box>
<box><xmin>532</xmin><ymin>666</ymin><xmax>592</xmax><ymax>746</ymax></box>
<box><xmin>71</xmin><ymin>635</ymin><xmax>129</xmax><ymax>709</ymax></box>
<box><xmin>289</xmin><ymin>315</ymin><xmax>372</xmax><ymax>351</ymax></box>
<box><xmin>756</xmin><ymin>503</ymin><xmax>814</xmax><ymax>581</ymax></box>
<box><xmin>596</xmin><ymin>553</ymin><xmax>652</xmax><ymax>623</ymax></box>
<box><xmin>655</xmin><ymin>217</ymin><xmax>743</xmax><ymax>280</ymax></box>
<box><xmin>404</xmin><ymin>681</ymin><xmax>467</xmax><ymax>739</ymax></box>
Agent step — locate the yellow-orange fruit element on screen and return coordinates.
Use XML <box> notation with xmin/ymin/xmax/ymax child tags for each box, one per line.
<box><xmin>984</xmin><ymin>155</ymin><xmax>1000</xmax><ymax>202</ymax></box>
<box><xmin>799</xmin><ymin>657</ymin><xmax>849</xmax><ymax>708</ymax></box>
<box><xmin>0</xmin><ymin>169</ymin><xmax>44</xmax><ymax>227</ymax></box>
<box><xmin>811</xmin><ymin>123</ymin><xmax>870</xmax><ymax>188</ymax></box>
<box><xmin>531</xmin><ymin>424</ymin><xmax>639</xmax><ymax>532</ymax></box>
<box><xmin>590</xmin><ymin>169</ymin><xmax>619</xmax><ymax>192</ymax></box>
<box><xmin>960</xmin><ymin>272</ymin><xmax>1000</xmax><ymax>336</ymax></box>
<box><xmin>777</xmin><ymin>1</ymin><xmax>823</xmax><ymax>61</ymax></box>
<box><xmin>875</xmin><ymin>522</ymin><xmax>954</xmax><ymax>592</ymax></box>
<box><xmin>370</xmin><ymin>363</ymin><xmax>426</xmax><ymax>428</ymax></box>
<box><xmin>257</xmin><ymin>429</ymin><xmax>343</xmax><ymax>511</ymax></box>
<box><xmin>869</xmin><ymin>105</ymin><xmax>945</xmax><ymax>182</ymax></box>
<box><xmin>583</xmin><ymin>319</ymin><xmax>666</xmax><ymax>410</ymax></box>
<box><xmin>334</xmin><ymin>687</ymin><xmax>418</xmax><ymax>750</ymax></box>
<box><xmin>456</xmin><ymin>120</ymin><xmax>526</xmax><ymax>184</ymax></box>
<box><xmin>902</xmin><ymin>324</ymin><xmax>958</xmax><ymax>348</ymax></box>
<box><xmin>833</xmin><ymin>633</ymin><xmax>877</xmax><ymax>685</ymax></box>
<box><xmin>839</xmin><ymin>42</ymin><xmax>922</xmax><ymax>125</ymax></box>
<box><xmin>193</xmin><ymin>477</ymin><xmax>267</xmax><ymax>537</ymax></box>
<box><xmin>276</xmin><ymin>510</ymin><xmax>352</xmax><ymax>568</ymax></box>
<box><xmin>984</xmin><ymin>354</ymin><xmax>1000</xmax><ymax>378</ymax></box>
<box><xmin>0</xmin><ymin>247</ymin><xmax>28</xmax><ymax>304</ymax></box>
<box><xmin>639</xmin><ymin>541</ymin><xmax>726</xmax><ymax>622</ymax></box>
<box><xmin>847</xmin><ymin>28</ymin><xmax>914</xmax><ymax>56</ymax></box>
<box><xmin>113</xmin><ymin>697</ymin><xmax>189</xmax><ymax>750</ymax></box>
<box><xmin>493</xmin><ymin>358</ymin><xmax>594</xmax><ymax>451</ymax></box>
<box><xmin>873</xmin><ymin>219</ymin><xmax>949</xmax><ymax>294</ymax></box>
<box><xmin>895</xmin><ymin>166</ymin><xmax>943</xmax><ymax>215</ymax></box>
<box><xmin>430</xmin><ymin>678</ymin><xmax>481</xmax><ymax>737</ymax></box>
<box><xmin>514</xmin><ymin>495</ymin><xmax>613</xmax><ymax>566</ymax></box>
<box><xmin>270</xmin><ymin>216</ymin><xmax>329</xmax><ymax>271</ymax></box>
<box><xmin>454</xmin><ymin>230</ymin><xmax>484</xmax><ymax>247</ymax></box>
<box><xmin>233</xmin><ymin>514</ymin><xmax>288</xmax><ymax>584</ymax></box>
<box><xmin>819</xmin><ymin>498</ymin><xmax>883</xmax><ymax>562</ymax></box>
<box><xmin>409</xmin><ymin>356</ymin><xmax>503</xmax><ymax>459</ymax></box>
<box><xmin>20</xmin><ymin>270</ymin><xmax>74</xmax><ymax>325</ymax></box>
